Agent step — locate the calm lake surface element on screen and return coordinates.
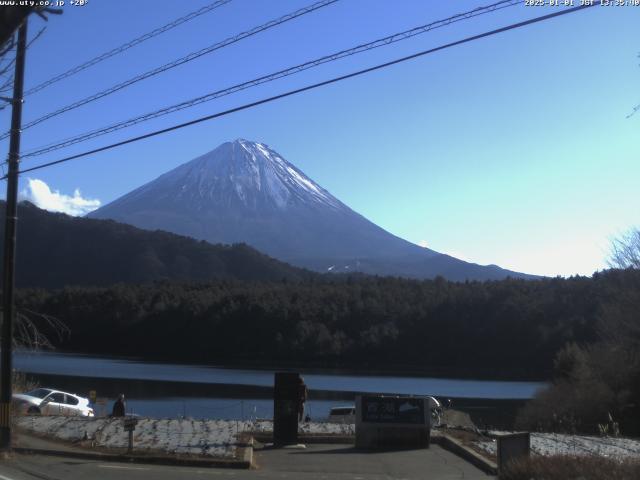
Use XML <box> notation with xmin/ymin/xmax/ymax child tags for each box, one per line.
<box><xmin>14</xmin><ymin>351</ymin><xmax>545</xmax><ymax>421</ymax></box>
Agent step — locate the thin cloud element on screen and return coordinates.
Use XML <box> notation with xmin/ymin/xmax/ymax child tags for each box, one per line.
<box><xmin>19</xmin><ymin>178</ymin><xmax>101</xmax><ymax>216</ymax></box>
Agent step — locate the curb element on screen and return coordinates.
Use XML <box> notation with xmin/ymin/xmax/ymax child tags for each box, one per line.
<box><xmin>236</xmin><ymin>437</ymin><xmax>254</xmax><ymax>467</ymax></box>
<box><xmin>13</xmin><ymin>445</ymin><xmax>253</xmax><ymax>469</ymax></box>
<box><xmin>432</xmin><ymin>433</ymin><xmax>498</xmax><ymax>476</ymax></box>
<box><xmin>252</xmin><ymin>433</ymin><xmax>354</xmax><ymax>445</ymax></box>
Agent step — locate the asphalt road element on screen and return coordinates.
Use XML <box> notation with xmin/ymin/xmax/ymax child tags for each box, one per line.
<box><xmin>0</xmin><ymin>444</ymin><xmax>493</xmax><ymax>480</ymax></box>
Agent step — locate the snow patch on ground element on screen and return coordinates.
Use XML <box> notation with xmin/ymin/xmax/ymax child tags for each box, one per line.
<box><xmin>251</xmin><ymin>420</ymin><xmax>355</xmax><ymax>436</ymax></box>
<box><xmin>15</xmin><ymin>417</ymin><xmax>355</xmax><ymax>457</ymax></box>
<box><xmin>15</xmin><ymin>416</ymin><xmax>251</xmax><ymax>457</ymax></box>
<box><xmin>475</xmin><ymin>431</ymin><xmax>640</xmax><ymax>459</ymax></box>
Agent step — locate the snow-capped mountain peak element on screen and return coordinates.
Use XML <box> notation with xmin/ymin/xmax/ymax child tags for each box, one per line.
<box><xmin>234</xmin><ymin>139</ymin><xmax>342</xmax><ymax>210</ymax></box>
<box><xmin>150</xmin><ymin>139</ymin><xmax>343</xmax><ymax>212</ymax></box>
<box><xmin>88</xmin><ymin>139</ymin><xmax>534</xmax><ymax>280</ymax></box>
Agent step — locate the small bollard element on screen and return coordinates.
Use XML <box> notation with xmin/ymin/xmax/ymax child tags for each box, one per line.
<box><xmin>497</xmin><ymin>432</ymin><xmax>530</xmax><ymax>474</ymax></box>
<box><xmin>123</xmin><ymin>416</ymin><xmax>138</xmax><ymax>453</ymax></box>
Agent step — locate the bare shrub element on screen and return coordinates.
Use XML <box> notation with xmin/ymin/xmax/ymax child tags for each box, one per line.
<box><xmin>515</xmin><ymin>341</ymin><xmax>620</xmax><ymax>434</ymax></box>
<box><xmin>516</xmin><ymin>269</ymin><xmax>640</xmax><ymax>436</ymax></box>
<box><xmin>10</xmin><ymin>371</ymin><xmax>39</xmax><ymax>420</ymax></box>
<box><xmin>608</xmin><ymin>227</ymin><xmax>640</xmax><ymax>270</ymax></box>
<box><xmin>12</xmin><ymin>370</ymin><xmax>38</xmax><ymax>394</ymax></box>
<box><xmin>515</xmin><ymin>378</ymin><xmax>615</xmax><ymax>434</ymax></box>
<box><xmin>13</xmin><ymin>308</ymin><xmax>69</xmax><ymax>350</ymax></box>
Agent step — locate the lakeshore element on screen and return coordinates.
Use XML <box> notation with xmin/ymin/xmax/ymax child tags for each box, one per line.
<box><xmin>15</xmin><ymin>350</ymin><xmax>542</xmax><ymax>428</ymax></box>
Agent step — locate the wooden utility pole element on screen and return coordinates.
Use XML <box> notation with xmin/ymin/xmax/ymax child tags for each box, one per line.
<box><xmin>0</xmin><ymin>17</ymin><xmax>28</xmax><ymax>451</ymax></box>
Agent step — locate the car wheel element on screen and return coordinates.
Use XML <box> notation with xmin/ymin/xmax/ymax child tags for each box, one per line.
<box><xmin>27</xmin><ymin>406</ymin><xmax>41</xmax><ymax>415</ymax></box>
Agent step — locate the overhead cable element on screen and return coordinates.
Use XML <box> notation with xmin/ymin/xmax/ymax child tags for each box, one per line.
<box><xmin>22</xmin><ymin>0</ymin><xmax>520</xmax><ymax>158</ymax></box>
<box><xmin>0</xmin><ymin>0</ymin><xmax>340</xmax><ymax>140</ymax></box>
<box><xmin>7</xmin><ymin>3</ymin><xmax>596</xmax><ymax>179</ymax></box>
<box><xmin>23</xmin><ymin>0</ymin><xmax>234</xmax><ymax>96</ymax></box>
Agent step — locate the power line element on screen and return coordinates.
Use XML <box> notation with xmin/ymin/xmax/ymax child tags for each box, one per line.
<box><xmin>0</xmin><ymin>27</ymin><xmax>47</xmax><ymax>109</ymax></box>
<box><xmin>23</xmin><ymin>0</ymin><xmax>233</xmax><ymax>97</ymax></box>
<box><xmin>6</xmin><ymin>3</ymin><xmax>596</xmax><ymax>180</ymax></box>
<box><xmin>21</xmin><ymin>0</ymin><xmax>520</xmax><ymax>159</ymax></box>
<box><xmin>0</xmin><ymin>0</ymin><xmax>339</xmax><ymax>140</ymax></box>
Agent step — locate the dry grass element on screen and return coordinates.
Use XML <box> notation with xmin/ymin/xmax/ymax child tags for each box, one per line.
<box><xmin>11</xmin><ymin>371</ymin><xmax>39</xmax><ymax>419</ymax></box>
<box><xmin>501</xmin><ymin>454</ymin><xmax>640</xmax><ymax>480</ymax></box>
<box><xmin>12</xmin><ymin>370</ymin><xmax>38</xmax><ymax>394</ymax></box>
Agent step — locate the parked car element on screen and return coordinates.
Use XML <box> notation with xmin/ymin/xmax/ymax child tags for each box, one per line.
<box><xmin>12</xmin><ymin>388</ymin><xmax>94</xmax><ymax>417</ymax></box>
<box><xmin>328</xmin><ymin>405</ymin><xmax>356</xmax><ymax>423</ymax></box>
<box><xmin>330</xmin><ymin>397</ymin><xmax>442</xmax><ymax>425</ymax></box>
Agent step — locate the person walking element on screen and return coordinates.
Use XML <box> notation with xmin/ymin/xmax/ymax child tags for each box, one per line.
<box><xmin>112</xmin><ymin>393</ymin><xmax>126</xmax><ymax>417</ymax></box>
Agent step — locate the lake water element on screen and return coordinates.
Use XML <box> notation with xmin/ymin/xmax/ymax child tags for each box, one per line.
<box><xmin>14</xmin><ymin>351</ymin><xmax>545</xmax><ymax>422</ymax></box>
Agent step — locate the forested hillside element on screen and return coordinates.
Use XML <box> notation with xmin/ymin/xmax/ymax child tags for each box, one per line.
<box><xmin>1</xmin><ymin>201</ymin><xmax>311</xmax><ymax>287</ymax></box>
<box><xmin>16</xmin><ymin>269</ymin><xmax>638</xmax><ymax>380</ymax></box>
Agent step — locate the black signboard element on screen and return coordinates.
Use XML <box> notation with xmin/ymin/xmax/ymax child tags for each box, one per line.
<box><xmin>361</xmin><ymin>396</ymin><xmax>425</xmax><ymax>424</ymax></box>
<box><xmin>123</xmin><ymin>417</ymin><xmax>138</xmax><ymax>432</ymax></box>
<box><xmin>273</xmin><ymin>372</ymin><xmax>300</xmax><ymax>445</ymax></box>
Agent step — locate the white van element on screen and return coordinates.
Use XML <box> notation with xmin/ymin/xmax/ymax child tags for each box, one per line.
<box><xmin>328</xmin><ymin>405</ymin><xmax>356</xmax><ymax>423</ymax></box>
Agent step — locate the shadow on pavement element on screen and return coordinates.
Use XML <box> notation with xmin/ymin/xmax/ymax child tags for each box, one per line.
<box><xmin>280</xmin><ymin>446</ymin><xmax>430</xmax><ymax>455</ymax></box>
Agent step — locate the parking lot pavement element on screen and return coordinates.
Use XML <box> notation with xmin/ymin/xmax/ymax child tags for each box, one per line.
<box><xmin>253</xmin><ymin>443</ymin><xmax>493</xmax><ymax>479</ymax></box>
<box><xmin>0</xmin><ymin>443</ymin><xmax>494</xmax><ymax>480</ymax></box>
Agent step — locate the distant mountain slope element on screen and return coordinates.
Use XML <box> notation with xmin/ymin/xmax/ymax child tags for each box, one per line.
<box><xmin>297</xmin><ymin>255</ymin><xmax>533</xmax><ymax>282</ymax></box>
<box><xmin>89</xmin><ymin>139</ymin><xmax>536</xmax><ymax>281</ymax></box>
<box><xmin>0</xmin><ymin>201</ymin><xmax>310</xmax><ymax>288</ymax></box>
<box><xmin>89</xmin><ymin>139</ymin><xmax>434</xmax><ymax>261</ymax></box>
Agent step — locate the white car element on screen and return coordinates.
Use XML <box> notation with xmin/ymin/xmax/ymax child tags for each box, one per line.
<box><xmin>328</xmin><ymin>405</ymin><xmax>356</xmax><ymax>423</ymax></box>
<box><xmin>12</xmin><ymin>388</ymin><xmax>94</xmax><ymax>417</ymax></box>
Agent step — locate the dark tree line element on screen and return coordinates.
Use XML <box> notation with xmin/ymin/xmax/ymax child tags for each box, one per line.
<box><xmin>516</xmin><ymin>231</ymin><xmax>640</xmax><ymax>435</ymax></box>
<box><xmin>14</xmin><ymin>269</ymin><xmax>639</xmax><ymax>381</ymax></box>
<box><xmin>1</xmin><ymin>201</ymin><xmax>311</xmax><ymax>288</ymax></box>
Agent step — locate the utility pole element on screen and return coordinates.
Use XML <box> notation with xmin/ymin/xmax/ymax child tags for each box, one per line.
<box><xmin>0</xmin><ymin>18</ymin><xmax>28</xmax><ymax>451</ymax></box>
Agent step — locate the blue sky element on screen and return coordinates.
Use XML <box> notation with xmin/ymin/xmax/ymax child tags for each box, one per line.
<box><xmin>1</xmin><ymin>0</ymin><xmax>638</xmax><ymax>277</ymax></box>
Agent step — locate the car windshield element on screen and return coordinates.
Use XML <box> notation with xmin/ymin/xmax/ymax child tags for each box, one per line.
<box><xmin>331</xmin><ymin>407</ymin><xmax>354</xmax><ymax>414</ymax></box>
<box><xmin>24</xmin><ymin>388</ymin><xmax>52</xmax><ymax>399</ymax></box>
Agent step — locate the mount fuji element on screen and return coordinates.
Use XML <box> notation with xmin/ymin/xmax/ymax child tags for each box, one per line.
<box><xmin>89</xmin><ymin>139</ymin><xmax>534</xmax><ymax>281</ymax></box>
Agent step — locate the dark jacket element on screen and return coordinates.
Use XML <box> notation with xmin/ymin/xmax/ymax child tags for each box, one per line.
<box><xmin>112</xmin><ymin>398</ymin><xmax>126</xmax><ymax>417</ymax></box>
